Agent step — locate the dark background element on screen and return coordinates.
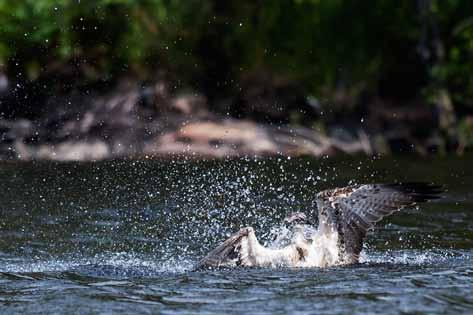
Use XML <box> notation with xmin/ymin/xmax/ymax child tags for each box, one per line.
<box><xmin>1</xmin><ymin>0</ymin><xmax>473</xmax><ymax>159</ymax></box>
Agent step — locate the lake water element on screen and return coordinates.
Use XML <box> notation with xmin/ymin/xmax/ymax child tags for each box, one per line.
<box><xmin>0</xmin><ymin>155</ymin><xmax>472</xmax><ymax>314</ymax></box>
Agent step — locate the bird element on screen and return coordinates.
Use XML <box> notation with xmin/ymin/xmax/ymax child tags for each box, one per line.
<box><xmin>193</xmin><ymin>183</ymin><xmax>442</xmax><ymax>270</ymax></box>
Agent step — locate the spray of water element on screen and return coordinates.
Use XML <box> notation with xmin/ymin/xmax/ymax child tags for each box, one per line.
<box><xmin>0</xmin><ymin>157</ymin><xmax>456</xmax><ymax>274</ymax></box>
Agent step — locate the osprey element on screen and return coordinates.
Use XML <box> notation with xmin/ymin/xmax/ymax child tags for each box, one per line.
<box><xmin>193</xmin><ymin>183</ymin><xmax>442</xmax><ymax>270</ymax></box>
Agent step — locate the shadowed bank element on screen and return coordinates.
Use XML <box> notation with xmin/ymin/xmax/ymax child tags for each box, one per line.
<box><xmin>1</xmin><ymin>1</ymin><xmax>473</xmax><ymax>160</ymax></box>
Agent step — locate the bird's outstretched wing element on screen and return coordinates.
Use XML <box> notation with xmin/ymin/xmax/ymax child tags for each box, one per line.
<box><xmin>192</xmin><ymin>227</ymin><xmax>252</xmax><ymax>270</ymax></box>
<box><xmin>193</xmin><ymin>225</ymin><xmax>307</xmax><ymax>270</ymax></box>
<box><xmin>316</xmin><ymin>183</ymin><xmax>442</xmax><ymax>263</ymax></box>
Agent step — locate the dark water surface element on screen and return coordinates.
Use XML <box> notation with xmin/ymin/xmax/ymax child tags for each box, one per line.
<box><xmin>0</xmin><ymin>155</ymin><xmax>472</xmax><ymax>314</ymax></box>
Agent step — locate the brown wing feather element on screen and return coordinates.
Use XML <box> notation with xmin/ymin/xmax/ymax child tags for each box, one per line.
<box><xmin>192</xmin><ymin>228</ymin><xmax>251</xmax><ymax>270</ymax></box>
<box><xmin>316</xmin><ymin>183</ymin><xmax>442</xmax><ymax>263</ymax></box>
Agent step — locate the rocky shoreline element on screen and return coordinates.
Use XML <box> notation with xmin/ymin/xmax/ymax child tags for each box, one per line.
<box><xmin>0</xmin><ymin>79</ymin><xmax>457</xmax><ymax>161</ymax></box>
<box><xmin>0</xmin><ymin>116</ymin><xmax>374</xmax><ymax>161</ymax></box>
<box><xmin>0</xmin><ymin>81</ymin><xmax>373</xmax><ymax>161</ymax></box>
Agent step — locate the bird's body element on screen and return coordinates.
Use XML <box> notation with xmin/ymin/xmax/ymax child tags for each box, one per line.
<box><xmin>199</xmin><ymin>223</ymin><xmax>344</xmax><ymax>269</ymax></box>
<box><xmin>193</xmin><ymin>183</ymin><xmax>442</xmax><ymax>270</ymax></box>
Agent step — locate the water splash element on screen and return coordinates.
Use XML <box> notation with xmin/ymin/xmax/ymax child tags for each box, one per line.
<box><xmin>362</xmin><ymin>249</ymin><xmax>469</xmax><ymax>266</ymax></box>
<box><xmin>1</xmin><ymin>252</ymin><xmax>194</xmax><ymax>274</ymax></box>
<box><xmin>1</xmin><ymin>157</ymin><xmax>469</xmax><ymax>275</ymax></box>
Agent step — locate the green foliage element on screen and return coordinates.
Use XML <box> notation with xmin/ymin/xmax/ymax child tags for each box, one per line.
<box><xmin>0</xmin><ymin>0</ymin><xmax>472</xmax><ymax>111</ymax></box>
<box><xmin>421</xmin><ymin>0</ymin><xmax>473</xmax><ymax>111</ymax></box>
<box><xmin>0</xmin><ymin>0</ymin><xmax>205</xmax><ymax>78</ymax></box>
<box><xmin>458</xmin><ymin>117</ymin><xmax>473</xmax><ymax>151</ymax></box>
